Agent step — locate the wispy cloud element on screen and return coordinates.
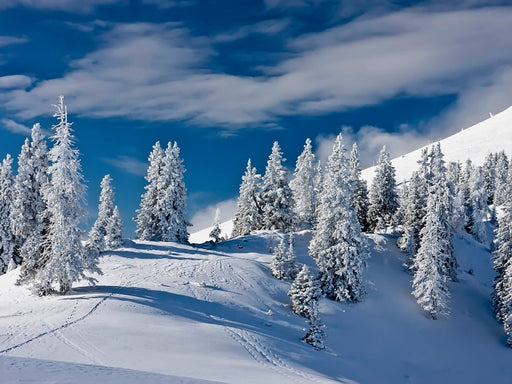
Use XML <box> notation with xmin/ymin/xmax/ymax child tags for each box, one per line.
<box><xmin>0</xmin><ymin>35</ymin><xmax>28</xmax><ymax>47</ymax></box>
<box><xmin>0</xmin><ymin>0</ymin><xmax>125</xmax><ymax>13</ymax></box>
<box><xmin>0</xmin><ymin>118</ymin><xmax>32</xmax><ymax>135</ymax></box>
<box><xmin>143</xmin><ymin>0</ymin><xmax>194</xmax><ymax>9</ymax></box>
<box><xmin>2</xmin><ymin>7</ymin><xmax>512</xmax><ymax>132</ymax></box>
<box><xmin>0</xmin><ymin>75</ymin><xmax>33</xmax><ymax>89</ymax></box>
<box><xmin>103</xmin><ymin>155</ymin><xmax>148</xmax><ymax>176</ymax></box>
<box><xmin>213</xmin><ymin>19</ymin><xmax>291</xmax><ymax>43</ymax></box>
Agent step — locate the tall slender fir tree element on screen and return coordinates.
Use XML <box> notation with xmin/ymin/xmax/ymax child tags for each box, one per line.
<box><xmin>309</xmin><ymin>134</ymin><xmax>369</xmax><ymax>302</ymax></box>
<box><xmin>36</xmin><ymin>96</ymin><xmax>100</xmax><ymax>294</ymax></box>
<box><xmin>232</xmin><ymin>159</ymin><xmax>262</xmax><ymax>237</ymax></box>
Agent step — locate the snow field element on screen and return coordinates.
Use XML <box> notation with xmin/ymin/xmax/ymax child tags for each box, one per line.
<box><xmin>1</xmin><ymin>228</ymin><xmax>512</xmax><ymax>383</ymax></box>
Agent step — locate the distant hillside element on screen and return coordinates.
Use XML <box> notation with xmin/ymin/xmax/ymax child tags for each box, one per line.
<box><xmin>362</xmin><ymin>106</ymin><xmax>512</xmax><ymax>184</ymax></box>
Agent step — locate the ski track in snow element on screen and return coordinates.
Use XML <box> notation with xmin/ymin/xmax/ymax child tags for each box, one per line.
<box><xmin>174</xmin><ymin>254</ymin><xmax>331</xmax><ymax>384</ymax></box>
<box><xmin>0</xmin><ymin>294</ymin><xmax>112</xmax><ymax>355</ymax></box>
<box><xmin>224</xmin><ymin>327</ymin><xmax>328</xmax><ymax>384</ymax></box>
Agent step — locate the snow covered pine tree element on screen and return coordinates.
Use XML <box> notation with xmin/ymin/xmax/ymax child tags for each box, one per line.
<box><xmin>309</xmin><ymin>133</ymin><xmax>369</xmax><ymax>302</ymax></box>
<box><xmin>35</xmin><ymin>96</ymin><xmax>101</xmax><ymax>294</ymax></box>
<box><xmin>260</xmin><ymin>142</ymin><xmax>295</xmax><ymax>231</ymax></box>
<box><xmin>232</xmin><ymin>159</ymin><xmax>262</xmax><ymax>237</ymax></box>
<box><xmin>367</xmin><ymin>145</ymin><xmax>398</xmax><ymax>232</ymax></box>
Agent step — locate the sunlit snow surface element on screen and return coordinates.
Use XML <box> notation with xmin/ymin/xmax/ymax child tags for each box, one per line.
<box><xmin>2</xmin><ymin>109</ymin><xmax>512</xmax><ymax>383</ymax></box>
<box><xmin>362</xmin><ymin>106</ymin><xmax>512</xmax><ymax>184</ymax></box>
<box><xmin>1</xmin><ymin>229</ymin><xmax>512</xmax><ymax>383</ymax></box>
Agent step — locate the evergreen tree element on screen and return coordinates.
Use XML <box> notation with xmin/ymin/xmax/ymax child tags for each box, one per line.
<box><xmin>36</xmin><ymin>96</ymin><xmax>100</xmax><ymax>294</ymax></box>
<box><xmin>260</xmin><ymin>142</ymin><xmax>295</xmax><ymax>231</ymax></box>
<box><xmin>349</xmin><ymin>143</ymin><xmax>369</xmax><ymax>231</ymax></box>
<box><xmin>309</xmin><ymin>134</ymin><xmax>369</xmax><ymax>302</ymax></box>
<box><xmin>135</xmin><ymin>142</ymin><xmax>165</xmax><ymax>240</ymax></box>
<box><xmin>0</xmin><ymin>155</ymin><xmax>15</xmax><ymax>274</ymax></box>
<box><xmin>302</xmin><ymin>299</ymin><xmax>325</xmax><ymax>350</ymax></box>
<box><xmin>494</xmin><ymin>151</ymin><xmax>509</xmax><ymax>206</ymax></box>
<box><xmin>270</xmin><ymin>238</ymin><xmax>287</xmax><ymax>279</ymax></box>
<box><xmin>10</xmin><ymin>124</ymin><xmax>49</xmax><ymax>270</ymax></box>
<box><xmin>105</xmin><ymin>205</ymin><xmax>123</xmax><ymax>250</ymax></box>
<box><xmin>284</xmin><ymin>233</ymin><xmax>298</xmax><ymax>280</ymax></box>
<box><xmin>367</xmin><ymin>146</ymin><xmax>398</xmax><ymax>231</ymax></box>
<box><xmin>232</xmin><ymin>159</ymin><xmax>262</xmax><ymax>237</ymax></box>
<box><xmin>492</xmin><ymin>196</ymin><xmax>512</xmax><ymax>345</ymax></box>
<box><xmin>397</xmin><ymin>172</ymin><xmax>423</xmax><ymax>259</ymax></box>
<box><xmin>87</xmin><ymin>174</ymin><xmax>116</xmax><ymax>253</ymax></box>
<box><xmin>290</xmin><ymin>138</ymin><xmax>318</xmax><ymax>229</ymax></box>
<box><xmin>135</xmin><ymin>141</ymin><xmax>189</xmax><ymax>243</ymax></box>
<box><xmin>288</xmin><ymin>264</ymin><xmax>320</xmax><ymax>317</ymax></box>
<box><xmin>482</xmin><ymin>152</ymin><xmax>497</xmax><ymax>205</ymax></box>
<box><xmin>209</xmin><ymin>208</ymin><xmax>222</xmax><ymax>243</ymax></box>
<box><xmin>492</xmin><ymin>198</ymin><xmax>512</xmax><ymax>322</ymax></box>
<box><xmin>468</xmin><ymin>167</ymin><xmax>488</xmax><ymax>244</ymax></box>
<box><xmin>158</xmin><ymin>142</ymin><xmax>189</xmax><ymax>243</ymax></box>
<box><xmin>411</xmin><ymin>190</ymin><xmax>450</xmax><ymax>319</ymax></box>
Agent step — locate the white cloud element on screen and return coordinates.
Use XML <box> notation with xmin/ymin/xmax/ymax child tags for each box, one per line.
<box><xmin>314</xmin><ymin>124</ymin><xmax>432</xmax><ymax>171</ymax></box>
<box><xmin>2</xmin><ymin>7</ymin><xmax>512</xmax><ymax>131</ymax></box>
<box><xmin>103</xmin><ymin>156</ymin><xmax>148</xmax><ymax>176</ymax></box>
<box><xmin>0</xmin><ymin>75</ymin><xmax>33</xmax><ymax>89</ymax></box>
<box><xmin>213</xmin><ymin>19</ymin><xmax>291</xmax><ymax>43</ymax></box>
<box><xmin>0</xmin><ymin>0</ymin><xmax>125</xmax><ymax>12</ymax></box>
<box><xmin>425</xmin><ymin>66</ymin><xmax>512</xmax><ymax>137</ymax></box>
<box><xmin>0</xmin><ymin>35</ymin><xmax>28</xmax><ymax>47</ymax></box>
<box><xmin>189</xmin><ymin>199</ymin><xmax>238</xmax><ymax>231</ymax></box>
<box><xmin>0</xmin><ymin>118</ymin><xmax>32</xmax><ymax>135</ymax></box>
<box><xmin>143</xmin><ymin>0</ymin><xmax>194</xmax><ymax>8</ymax></box>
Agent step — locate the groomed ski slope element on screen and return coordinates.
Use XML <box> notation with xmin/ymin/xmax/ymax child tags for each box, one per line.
<box><xmin>1</xmin><ymin>228</ymin><xmax>511</xmax><ymax>383</ymax></box>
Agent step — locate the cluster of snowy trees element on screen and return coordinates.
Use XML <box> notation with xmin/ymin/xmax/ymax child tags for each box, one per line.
<box><xmin>134</xmin><ymin>141</ymin><xmax>189</xmax><ymax>243</ymax></box>
<box><xmin>232</xmin><ymin>134</ymin><xmax>512</xmax><ymax>346</ymax></box>
<box><xmin>0</xmin><ymin>96</ymin><xmax>122</xmax><ymax>294</ymax></box>
<box><xmin>252</xmin><ymin>134</ymin><xmax>369</xmax><ymax>349</ymax></box>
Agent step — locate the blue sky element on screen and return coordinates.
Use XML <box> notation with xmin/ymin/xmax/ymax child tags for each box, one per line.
<box><xmin>1</xmin><ymin>0</ymin><xmax>512</xmax><ymax>235</ymax></box>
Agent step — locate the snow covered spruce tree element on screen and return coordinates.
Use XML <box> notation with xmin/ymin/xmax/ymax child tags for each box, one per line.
<box><xmin>105</xmin><ymin>206</ymin><xmax>123</xmax><ymax>250</ymax></box>
<box><xmin>290</xmin><ymin>138</ymin><xmax>318</xmax><ymax>229</ymax></box>
<box><xmin>349</xmin><ymin>143</ymin><xmax>369</xmax><ymax>231</ymax></box>
<box><xmin>260</xmin><ymin>141</ymin><xmax>295</xmax><ymax>231</ymax></box>
<box><xmin>270</xmin><ymin>237</ymin><xmax>287</xmax><ymax>279</ymax></box>
<box><xmin>309</xmin><ymin>133</ymin><xmax>369</xmax><ymax>302</ymax></box>
<box><xmin>232</xmin><ymin>159</ymin><xmax>262</xmax><ymax>237</ymax></box>
<box><xmin>411</xmin><ymin>185</ymin><xmax>451</xmax><ymax>319</ymax></box>
<box><xmin>135</xmin><ymin>141</ymin><xmax>165</xmax><ymax>240</ymax></box>
<box><xmin>158</xmin><ymin>142</ymin><xmax>189</xmax><ymax>243</ymax></box>
<box><xmin>302</xmin><ymin>298</ymin><xmax>325</xmax><ymax>350</ymax></box>
<box><xmin>288</xmin><ymin>264</ymin><xmax>320</xmax><ymax>317</ymax></box>
<box><xmin>35</xmin><ymin>96</ymin><xmax>100</xmax><ymax>294</ymax></box>
<box><xmin>135</xmin><ymin>141</ymin><xmax>189</xmax><ymax>243</ymax></box>
<box><xmin>494</xmin><ymin>151</ymin><xmax>509</xmax><ymax>206</ymax></box>
<box><xmin>468</xmin><ymin>166</ymin><xmax>488</xmax><ymax>244</ymax></box>
<box><xmin>482</xmin><ymin>152</ymin><xmax>497</xmax><ymax>205</ymax></box>
<box><xmin>492</xmin><ymin>196</ymin><xmax>512</xmax><ymax>324</ymax></box>
<box><xmin>0</xmin><ymin>155</ymin><xmax>15</xmax><ymax>274</ymax></box>
<box><xmin>284</xmin><ymin>233</ymin><xmax>298</xmax><ymax>280</ymax></box>
<box><xmin>10</xmin><ymin>124</ymin><xmax>49</xmax><ymax>271</ymax></box>
<box><xmin>430</xmin><ymin>143</ymin><xmax>457</xmax><ymax>280</ymax></box>
<box><xmin>397</xmin><ymin>171</ymin><xmax>424</xmax><ymax>259</ymax></box>
<box><xmin>87</xmin><ymin>174</ymin><xmax>122</xmax><ymax>253</ymax></box>
<box><xmin>367</xmin><ymin>145</ymin><xmax>398</xmax><ymax>232</ymax></box>
<box><xmin>209</xmin><ymin>208</ymin><xmax>222</xmax><ymax>244</ymax></box>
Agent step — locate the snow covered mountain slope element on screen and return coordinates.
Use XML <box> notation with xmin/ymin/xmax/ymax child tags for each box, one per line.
<box><xmin>1</xmin><ymin>229</ymin><xmax>511</xmax><ymax>383</ymax></box>
<box><xmin>189</xmin><ymin>220</ymin><xmax>234</xmax><ymax>244</ymax></box>
<box><xmin>362</xmin><ymin>106</ymin><xmax>512</xmax><ymax>184</ymax></box>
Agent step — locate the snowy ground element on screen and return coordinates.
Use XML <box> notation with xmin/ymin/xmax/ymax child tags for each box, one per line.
<box><xmin>1</xmin><ymin>227</ymin><xmax>511</xmax><ymax>383</ymax></box>
<box><xmin>362</xmin><ymin>105</ymin><xmax>512</xmax><ymax>184</ymax></box>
